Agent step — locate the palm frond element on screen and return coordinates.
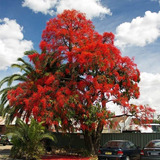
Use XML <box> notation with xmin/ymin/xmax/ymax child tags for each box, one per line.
<box><xmin>11</xmin><ymin>58</ymin><xmax>35</xmax><ymax>74</ymax></box>
<box><xmin>11</xmin><ymin>64</ymin><xmax>23</xmax><ymax>69</ymax></box>
<box><xmin>1</xmin><ymin>104</ymin><xmax>10</xmax><ymax>118</ymax></box>
<box><xmin>0</xmin><ymin>76</ymin><xmax>10</xmax><ymax>88</ymax></box>
<box><xmin>40</xmin><ymin>133</ymin><xmax>55</xmax><ymax>142</ymax></box>
<box><xmin>7</xmin><ymin>74</ymin><xmax>25</xmax><ymax>86</ymax></box>
<box><xmin>0</xmin><ymin>90</ymin><xmax>9</xmax><ymax>104</ymax></box>
<box><xmin>0</xmin><ymin>87</ymin><xmax>12</xmax><ymax>95</ymax></box>
<box><xmin>24</xmin><ymin>50</ymin><xmax>38</xmax><ymax>55</ymax></box>
<box><xmin>0</xmin><ymin>85</ymin><xmax>18</xmax><ymax>106</ymax></box>
<box><xmin>4</xmin><ymin>106</ymin><xmax>19</xmax><ymax>125</ymax></box>
<box><xmin>6</xmin><ymin>118</ymin><xmax>55</xmax><ymax>159</ymax></box>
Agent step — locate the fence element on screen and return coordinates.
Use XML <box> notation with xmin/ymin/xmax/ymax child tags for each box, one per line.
<box><xmin>51</xmin><ymin>132</ymin><xmax>86</xmax><ymax>149</ymax></box>
<box><xmin>51</xmin><ymin>132</ymin><xmax>160</xmax><ymax>149</ymax></box>
<box><xmin>101</xmin><ymin>133</ymin><xmax>160</xmax><ymax>148</ymax></box>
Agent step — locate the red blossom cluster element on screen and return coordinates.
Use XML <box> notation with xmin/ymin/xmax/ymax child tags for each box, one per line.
<box><xmin>6</xmin><ymin>10</ymin><xmax>154</xmax><ymax>132</ymax></box>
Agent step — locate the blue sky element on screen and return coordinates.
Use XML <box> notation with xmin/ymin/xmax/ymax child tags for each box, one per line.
<box><xmin>0</xmin><ymin>0</ymin><xmax>160</xmax><ymax>116</ymax></box>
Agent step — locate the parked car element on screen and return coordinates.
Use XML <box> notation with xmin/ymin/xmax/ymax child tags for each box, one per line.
<box><xmin>140</xmin><ymin>139</ymin><xmax>160</xmax><ymax>160</ymax></box>
<box><xmin>98</xmin><ymin>140</ymin><xmax>141</xmax><ymax>160</ymax></box>
<box><xmin>0</xmin><ymin>135</ymin><xmax>11</xmax><ymax>145</ymax></box>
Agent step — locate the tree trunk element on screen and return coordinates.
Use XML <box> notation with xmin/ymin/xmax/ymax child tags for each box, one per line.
<box><xmin>83</xmin><ymin>123</ymin><xmax>103</xmax><ymax>155</ymax></box>
<box><xmin>84</xmin><ymin>130</ymin><xmax>95</xmax><ymax>154</ymax></box>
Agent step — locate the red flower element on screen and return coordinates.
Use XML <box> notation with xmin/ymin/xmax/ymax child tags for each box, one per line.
<box><xmin>37</xmin><ymin>117</ymin><xmax>42</xmax><ymax>122</ymax></box>
<box><xmin>53</xmin><ymin>121</ymin><xmax>59</xmax><ymax>126</ymax></box>
<box><xmin>65</xmin><ymin>68</ymin><xmax>70</xmax><ymax>74</ymax></box>
<box><xmin>39</xmin><ymin>40</ymin><xmax>47</xmax><ymax>51</ymax></box>
<box><xmin>63</xmin><ymin>119</ymin><xmax>68</xmax><ymax>125</ymax></box>
<box><xmin>28</xmin><ymin>53</ymin><xmax>39</xmax><ymax>61</ymax></box>
<box><xmin>32</xmin><ymin>106</ymin><xmax>39</xmax><ymax>116</ymax></box>
<box><xmin>45</xmin><ymin>75</ymin><xmax>55</xmax><ymax>85</ymax></box>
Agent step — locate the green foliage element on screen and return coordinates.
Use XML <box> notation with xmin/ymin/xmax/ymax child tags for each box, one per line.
<box><xmin>0</xmin><ymin>53</ymin><xmax>36</xmax><ymax>124</ymax></box>
<box><xmin>153</xmin><ymin>119</ymin><xmax>160</xmax><ymax>124</ymax></box>
<box><xmin>24</xmin><ymin>50</ymin><xmax>38</xmax><ymax>55</ymax></box>
<box><xmin>7</xmin><ymin>118</ymin><xmax>55</xmax><ymax>160</ymax></box>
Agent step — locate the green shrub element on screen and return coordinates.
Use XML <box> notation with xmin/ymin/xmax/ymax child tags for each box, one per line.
<box><xmin>7</xmin><ymin>118</ymin><xmax>55</xmax><ymax>160</ymax></box>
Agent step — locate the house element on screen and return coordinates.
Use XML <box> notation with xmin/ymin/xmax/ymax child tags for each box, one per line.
<box><xmin>0</xmin><ymin>116</ymin><xmax>18</xmax><ymax>134</ymax></box>
<box><xmin>1</xmin><ymin>115</ymin><xmax>159</xmax><ymax>134</ymax></box>
<box><xmin>0</xmin><ymin>116</ymin><xmax>30</xmax><ymax>134</ymax></box>
<box><xmin>0</xmin><ymin>116</ymin><xmax>6</xmax><ymax>134</ymax></box>
<box><xmin>103</xmin><ymin>115</ymin><xmax>158</xmax><ymax>133</ymax></box>
<box><xmin>103</xmin><ymin>115</ymin><xmax>131</xmax><ymax>133</ymax></box>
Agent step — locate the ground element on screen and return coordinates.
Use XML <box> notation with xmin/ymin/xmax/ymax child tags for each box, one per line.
<box><xmin>0</xmin><ymin>145</ymin><xmax>97</xmax><ymax>160</ymax></box>
<box><xmin>0</xmin><ymin>145</ymin><xmax>12</xmax><ymax>160</ymax></box>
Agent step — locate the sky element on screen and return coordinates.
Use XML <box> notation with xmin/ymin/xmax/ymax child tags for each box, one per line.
<box><xmin>0</xmin><ymin>0</ymin><xmax>160</xmax><ymax>117</ymax></box>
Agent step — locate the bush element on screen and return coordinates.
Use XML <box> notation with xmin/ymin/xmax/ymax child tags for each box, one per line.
<box><xmin>7</xmin><ymin>118</ymin><xmax>55</xmax><ymax>160</ymax></box>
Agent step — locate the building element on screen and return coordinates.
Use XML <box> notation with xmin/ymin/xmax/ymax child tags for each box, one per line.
<box><xmin>103</xmin><ymin>115</ymin><xmax>160</xmax><ymax>133</ymax></box>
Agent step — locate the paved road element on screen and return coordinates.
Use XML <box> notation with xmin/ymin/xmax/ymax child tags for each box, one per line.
<box><xmin>0</xmin><ymin>145</ymin><xmax>12</xmax><ymax>160</ymax></box>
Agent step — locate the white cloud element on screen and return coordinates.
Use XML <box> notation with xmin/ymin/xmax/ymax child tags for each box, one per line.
<box><xmin>130</xmin><ymin>72</ymin><xmax>160</xmax><ymax>116</ymax></box>
<box><xmin>22</xmin><ymin>0</ymin><xmax>111</xmax><ymax>19</ymax></box>
<box><xmin>56</xmin><ymin>0</ymin><xmax>112</xmax><ymax>19</ymax></box>
<box><xmin>0</xmin><ymin>18</ymin><xmax>33</xmax><ymax>70</ymax></box>
<box><xmin>107</xmin><ymin>72</ymin><xmax>160</xmax><ymax>117</ymax></box>
<box><xmin>22</xmin><ymin>0</ymin><xmax>57</xmax><ymax>16</ymax></box>
<box><xmin>115</xmin><ymin>11</ymin><xmax>160</xmax><ymax>48</ymax></box>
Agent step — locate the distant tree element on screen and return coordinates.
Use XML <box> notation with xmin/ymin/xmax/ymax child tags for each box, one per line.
<box><xmin>0</xmin><ymin>10</ymin><xmax>155</xmax><ymax>154</ymax></box>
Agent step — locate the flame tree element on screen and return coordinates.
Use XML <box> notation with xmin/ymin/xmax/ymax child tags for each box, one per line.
<box><xmin>0</xmin><ymin>10</ymin><xmax>154</xmax><ymax>154</ymax></box>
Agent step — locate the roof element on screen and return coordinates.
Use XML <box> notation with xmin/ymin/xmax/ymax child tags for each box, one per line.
<box><xmin>0</xmin><ymin>116</ymin><xmax>30</xmax><ymax>125</ymax></box>
<box><xmin>111</xmin><ymin>115</ymin><xmax>129</xmax><ymax>124</ymax></box>
<box><xmin>0</xmin><ymin>117</ymin><xmax>6</xmax><ymax>125</ymax></box>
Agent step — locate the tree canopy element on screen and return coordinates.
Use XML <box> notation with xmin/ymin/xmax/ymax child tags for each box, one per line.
<box><xmin>0</xmin><ymin>9</ymin><xmax>155</xmax><ymax>154</ymax></box>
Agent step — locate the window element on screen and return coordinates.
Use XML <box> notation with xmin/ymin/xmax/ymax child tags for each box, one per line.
<box><xmin>103</xmin><ymin>141</ymin><xmax>124</xmax><ymax>148</ymax></box>
<box><xmin>146</xmin><ymin>141</ymin><xmax>160</xmax><ymax>148</ymax></box>
<box><xmin>125</xmin><ymin>141</ymin><xmax>136</xmax><ymax>149</ymax></box>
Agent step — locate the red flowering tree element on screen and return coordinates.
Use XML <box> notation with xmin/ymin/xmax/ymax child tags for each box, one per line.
<box><xmin>0</xmin><ymin>10</ymin><xmax>155</xmax><ymax>154</ymax></box>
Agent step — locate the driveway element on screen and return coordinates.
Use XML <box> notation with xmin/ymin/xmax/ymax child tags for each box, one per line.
<box><xmin>0</xmin><ymin>145</ymin><xmax>12</xmax><ymax>160</ymax></box>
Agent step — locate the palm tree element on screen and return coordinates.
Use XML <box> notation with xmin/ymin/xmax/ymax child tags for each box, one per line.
<box><xmin>7</xmin><ymin>118</ymin><xmax>55</xmax><ymax>160</ymax></box>
<box><xmin>0</xmin><ymin>50</ymin><xmax>39</xmax><ymax>124</ymax></box>
<box><xmin>0</xmin><ymin>50</ymin><xmax>64</xmax><ymax>125</ymax></box>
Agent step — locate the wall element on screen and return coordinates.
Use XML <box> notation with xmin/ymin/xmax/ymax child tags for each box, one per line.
<box><xmin>0</xmin><ymin>125</ymin><xmax>5</xmax><ymax>134</ymax></box>
<box><xmin>51</xmin><ymin>132</ymin><xmax>160</xmax><ymax>149</ymax></box>
<box><xmin>101</xmin><ymin>133</ymin><xmax>160</xmax><ymax>148</ymax></box>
